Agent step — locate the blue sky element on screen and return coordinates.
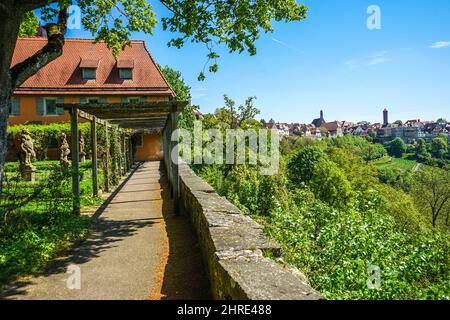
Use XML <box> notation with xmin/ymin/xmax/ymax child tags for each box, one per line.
<box><xmin>62</xmin><ymin>0</ymin><xmax>450</xmax><ymax>123</ymax></box>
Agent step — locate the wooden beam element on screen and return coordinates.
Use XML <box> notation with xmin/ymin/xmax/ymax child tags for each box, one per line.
<box><xmin>128</xmin><ymin>136</ymin><xmax>134</xmax><ymax>168</ymax></box>
<box><xmin>122</xmin><ymin>134</ymin><xmax>127</xmax><ymax>174</ymax></box>
<box><xmin>104</xmin><ymin>124</ymin><xmax>110</xmax><ymax>193</ymax></box>
<box><xmin>170</xmin><ymin>106</ymin><xmax>180</xmax><ymax>215</ymax></box>
<box><xmin>91</xmin><ymin>117</ymin><xmax>98</xmax><ymax>198</ymax></box>
<box><xmin>70</xmin><ymin>107</ymin><xmax>80</xmax><ymax>215</ymax></box>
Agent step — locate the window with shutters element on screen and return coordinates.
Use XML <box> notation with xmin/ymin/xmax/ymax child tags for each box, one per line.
<box><xmin>44</xmin><ymin>98</ymin><xmax>58</xmax><ymax>116</ymax></box>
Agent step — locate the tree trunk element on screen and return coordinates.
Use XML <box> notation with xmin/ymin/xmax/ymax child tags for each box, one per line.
<box><xmin>0</xmin><ymin>6</ymin><xmax>22</xmax><ymax>195</ymax></box>
<box><xmin>0</xmin><ymin>5</ymin><xmax>67</xmax><ymax>195</ymax></box>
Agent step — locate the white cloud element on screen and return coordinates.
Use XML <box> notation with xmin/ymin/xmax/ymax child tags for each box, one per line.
<box><xmin>367</xmin><ymin>51</ymin><xmax>390</xmax><ymax>66</ymax></box>
<box><xmin>271</xmin><ymin>37</ymin><xmax>303</xmax><ymax>53</ymax></box>
<box><xmin>191</xmin><ymin>86</ymin><xmax>208</xmax><ymax>99</ymax></box>
<box><xmin>344</xmin><ymin>60</ymin><xmax>359</xmax><ymax>69</ymax></box>
<box><xmin>429</xmin><ymin>41</ymin><xmax>450</xmax><ymax>49</ymax></box>
<box><xmin>368</xmin><ymin>57</ymin><xmax>390</xmax><ymax>66</ymax></box>
<box><xmin>345</xmin><ymin>51</ymin><xmax>390</xmax><ymax>68</ymax></box>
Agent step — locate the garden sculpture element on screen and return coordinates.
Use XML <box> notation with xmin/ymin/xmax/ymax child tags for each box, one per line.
<box><xmin>19</xmin><ymin>128</ymin><xmax>36</xmax><ymax>181</ymax></box>
<box><xmin>60</xmin><ymin>133</ymin><xmax>70</xmax><ymax>167</ymax></box>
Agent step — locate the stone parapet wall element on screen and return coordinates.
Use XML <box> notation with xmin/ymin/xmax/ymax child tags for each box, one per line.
<box><xmin>178</xmin><ymin>163</ymin><xmax>323</xmax><ymax>300</ymax></box>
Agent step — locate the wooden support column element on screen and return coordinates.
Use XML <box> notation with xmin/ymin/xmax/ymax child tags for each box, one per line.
<box><xmin>170</xmin><ymin>106</ymin><xmax>180</xmax><ymax>215</ymax></box>
<box><xmin>70</xmin><ymin>107</ymin><xmax>80</xmax><ymax>215</ymax></box>
<box><xmin>122</xmin><ymin>134</ymin><xmax>127</xmax><ymax>173</ymax></box>
<box><xmin>91</xmin><ymin>117</ymin><xmax>98</xmax><ymax>198</ymax></box>
<box><xmin>129</xmin><ymin>136</ymin><xmax>133</xmax><ymax>167</ymax></box>
<box><xmin>118</xmin><ymin>131</ymin><xmax>123</xmax><ymax>178</ymax></box>
<box><xmin>165</xmin><ymin>117</ymin><xmax>172</xmax><ymax>195</ymax></box>
<box><xmin>104</xmin><ymin>124</ymin><xmax>110</xmax><ymax>193</ymax></box>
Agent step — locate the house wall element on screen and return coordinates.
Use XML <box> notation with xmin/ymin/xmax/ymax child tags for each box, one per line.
<box><xmin>135</xmin><ymin>133</ymin><xmax>162</xmax><ymax>161</ymax></box>
<box><xmin>7</xmin><ymin>94</ymin><xmax>168</xmax><ymax>162</ymax></box>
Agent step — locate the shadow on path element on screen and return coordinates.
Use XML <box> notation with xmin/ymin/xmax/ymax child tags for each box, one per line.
<box><xmin>156</xmin><ymin>167</ymin><xmax>211</xmax><ymax>300</ymax></box>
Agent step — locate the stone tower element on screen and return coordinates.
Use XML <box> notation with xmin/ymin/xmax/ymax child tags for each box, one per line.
<box><xmin>383</xmin><ymin>108</ymin><xmax>388</xmax><ymax>126</ymax></box>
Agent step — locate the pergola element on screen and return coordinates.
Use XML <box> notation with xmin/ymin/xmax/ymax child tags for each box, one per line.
<box><xmin>61</xmin><ymin>101</ymin><xmax>188</xmax><ymax>215</ymax></box>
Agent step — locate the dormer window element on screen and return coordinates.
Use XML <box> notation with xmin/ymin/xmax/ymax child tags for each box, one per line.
<box><xmin>117</xmin><ymin>59</ymin><xmax>134</xmax><ymax>80</ymax></box>
<box><xmin>80</xmin><ymin>58</ymin><xmax>99</xmax><ymax>81</ymax></box>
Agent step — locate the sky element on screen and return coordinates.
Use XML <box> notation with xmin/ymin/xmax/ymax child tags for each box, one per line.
<box><xmin>60</xmin><ymin>0</ymin><xmax>450</xmax><ymax>124</ymax></box>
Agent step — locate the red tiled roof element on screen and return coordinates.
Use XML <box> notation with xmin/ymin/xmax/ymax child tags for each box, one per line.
<box><xmin>117</xmin><ymin>59</ymin><xmax>134</xmax><ymax>69</ymax></box>
<box><xmin>12</xmin><ymin>38</ymin><xmax>175</xmax><ymax>96</ymax></box>
<box><xmin>79</xmin><ymin>58</ymin><xmax>99</xmax><ymax>68</ymax></box>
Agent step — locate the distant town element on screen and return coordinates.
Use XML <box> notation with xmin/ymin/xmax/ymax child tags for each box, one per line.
<box><xmin>261</xmin><ymin>109</ymin><xmax>450</xmax><ymax>143</ymax></box>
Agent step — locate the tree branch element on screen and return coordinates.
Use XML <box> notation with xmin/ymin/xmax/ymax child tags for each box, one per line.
<box><xmin>15</xmin><ymin>0</ymin><xmax>58</xmax><ymax>11</ymax></box>
<box><xmin>10</xmin><ymin>6</ymin><xmax>68</xmax><ymax>89</ymax></box>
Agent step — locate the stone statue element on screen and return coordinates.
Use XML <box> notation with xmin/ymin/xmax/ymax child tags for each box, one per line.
<box><xmin>79</xmin><ymin>130</ymin><xmax>86</xmax><ymax>162</ymax></box>
<box><xmin>60</xmin><ymin>133</ymin><xmax>70</xmax><ymax>167</ymax></box>
<box><xmin>19</xmin><ymin>128</ymin><xmax>36</xmax><ymax>181</ymax></box>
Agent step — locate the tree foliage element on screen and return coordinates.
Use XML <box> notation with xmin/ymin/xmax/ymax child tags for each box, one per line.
<box><xmin>412</xmin><ymin>167</ymin><xmax>450</xmax><ymax>228</ymax></box>
<box><xmin>195</xmin><ymin>134</ymin><xmax>450</xmax><ymax>299</ymax></box>
<box><xmin>386</xmin><ymin>137</ymin><xmax>407</xmax><ymax>158</ymax></box>
<box><xmin>19</xmin><ymin>11</ymin><xmax>39</xmax><ymax>37</ymax></box>
<box><xmin>39</xmin><ymin>0</ymin><xmax>307</xmax><ymax>78</ymax></box>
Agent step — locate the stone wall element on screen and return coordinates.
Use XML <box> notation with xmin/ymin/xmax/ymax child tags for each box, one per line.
<box><xmin>178</xmin><ymin>163</ymin><xmax>323</xmax><ymax>300</ymax></box>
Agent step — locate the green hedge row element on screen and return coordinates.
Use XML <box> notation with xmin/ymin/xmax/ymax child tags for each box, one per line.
<box><xmin>8</xmin><ymin>123</ymin><xmax>92</xmax><ymax>161</ymax></box>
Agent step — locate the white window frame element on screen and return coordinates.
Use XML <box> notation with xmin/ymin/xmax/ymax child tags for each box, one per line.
<box><xmin>44</xmin><ymin>97</ymin><xmax>58</xmax><ymax>116</ymax></box>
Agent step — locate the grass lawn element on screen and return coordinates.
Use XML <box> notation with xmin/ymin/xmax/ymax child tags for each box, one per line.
<box><xmin>0</xmin><ymin>160</ymin><xmax>107</xmax><ymax>287</ymax></box>
<box><xmin>373</xmin><ymin>156</ymin><xmax>417</xmax><ymax>172</ymax></box>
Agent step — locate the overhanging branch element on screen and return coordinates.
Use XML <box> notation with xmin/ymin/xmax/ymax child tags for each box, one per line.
<box><xmin>10</xmin><ymin>6</ymin><xmax>68</xmax><ymax>89</ymax></box>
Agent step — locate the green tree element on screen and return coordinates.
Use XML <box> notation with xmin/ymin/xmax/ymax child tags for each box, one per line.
<box><xmin>288</xmin><ymin>145</ymin><xmax>325</xmax><ymax>185</ymax></box>
<box><xmin>18</xmin><ymin>11</ymin><xmax>39</xmax><ymax>37</ymax></box>
<box><xmin>416</xmin><ymin>138</ymin><xmax>430</xmax><ymax>161</ymax></box>
<box><xmin>214</xmin><ymin>95</ymin><xmax>261</xmax><ymax>130</ymax></box>
<box><xmin>309</xmin><ymin>159</ymin><xmax>353</xmax><ymax>209</ymax></box>
<box><xmin>430</xmin><ymin>137</ymin><xmax>448</xmax><ymax>159</ymax></box>
<box><xmin>412</xmin><ymin>167</ymin><xmax>450</xmax><ymax>228</ymax></box>
<box><xmin>158</xmin><ymin>64</ymin><xmax>199</xmax><ymax>131</ymax></box>
<box><xmin>159</xmin><ymin>64</ymin><xmax>191</xmax><ymax>101</ymax></box>
<box><xmin>0</xmin><ymin>1</ymin><xmax>307</xmax><ymax>194</ymax></box>
<box><xmin>361</xmin><ymin>143</ymin><xmax>387</xmax><ymax>163</ymax></box>
<box><xmin>436</xmin><ymin>118</ymin><xmax>447</xmax><ymax>124</ymax></box>
<box><xmin>387</xmin><ymin>138</ymin><xmax>407</xmax><ymax>158</ymax></box>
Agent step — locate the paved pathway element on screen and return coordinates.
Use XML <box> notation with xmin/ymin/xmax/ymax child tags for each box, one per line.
<box><xmin>1</xmin><ymin>162</ymin><xmax>210</xmax><ymax>300</ymax></box>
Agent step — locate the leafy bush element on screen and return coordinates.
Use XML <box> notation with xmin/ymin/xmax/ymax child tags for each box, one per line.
<box><xmin>0</xmin><ymin>164</ymin><xmax>94</xmax><ymax>285</ymax></box>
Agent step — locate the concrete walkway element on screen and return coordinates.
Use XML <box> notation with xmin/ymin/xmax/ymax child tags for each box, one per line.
<box><xmin>1</xmin><ymin>162</ymin><xmax>210</xmax><ymax>300</ymax></box>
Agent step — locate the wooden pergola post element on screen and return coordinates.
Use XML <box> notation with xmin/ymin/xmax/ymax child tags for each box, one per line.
<box><xmin>70</xmin><ymin>107</ymin><xmax>80</xmax><ymax>215</ymax></box>
<box><xmin>170</xmin><ymin>105</ymin><xmax>180</xmax><ymax>215</ymax></box>
<box><xmin>91</xmin><ymin>116</ymin><xmax>98</xmax><ymax>197</ymax></box>
<box><xmin>122</xmin><ymin>134</ymin><xmax>127</xmax><ymax>173</ymax></box>
<box><xmin>118</xmin><ymin>130</ymin><xmax>123</xmax><ymax>178</ymax></box>
<box><xmin>164</xmin><ymin>117</ymin><xmax>172</xmax><ymax>196</ymax></box>
<box><xmin>104</xmin><ymin>124</ymin><xmax>110</xmax><ymax>193</ymax></box>
<box><xmin>128</xmin><ymin>136</ymin><xmax>133</xmax><ymax>168</ymax></box>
